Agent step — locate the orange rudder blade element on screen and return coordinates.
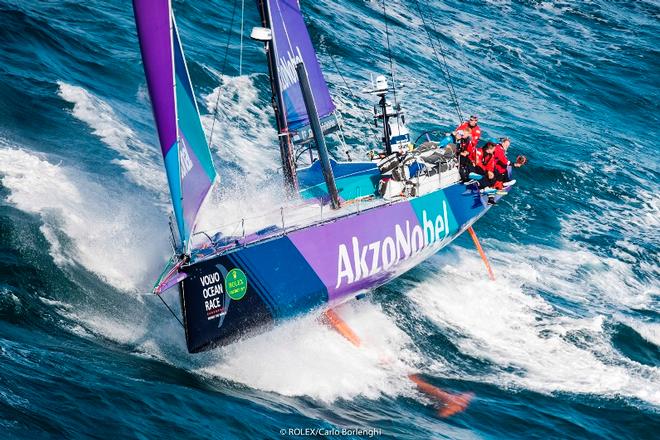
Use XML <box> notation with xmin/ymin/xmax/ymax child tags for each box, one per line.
<box><xmin>467</xmin><ymin>226</ymin><xmax>495</xmax><ymax>281</ymax></box>
<box><xmin>408</xmin><ymin>374</ymin><xmax>474</xmax><ymax>418</ymax></box>
<box><xmin>323</xmin><ymin>309</ymin><xmax>361</xmax><ymax>347</ymax></box>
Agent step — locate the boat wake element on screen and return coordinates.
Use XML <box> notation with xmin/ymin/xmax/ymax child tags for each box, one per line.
<box><xmin>410</xmin><ymin>244</ymin><xmax>659</xmax><ymax>408</ymax></box>
<box><xmin>198</xmin><ymin>300</ymin><xmax>419</xmax><ymax>402</ymax></box>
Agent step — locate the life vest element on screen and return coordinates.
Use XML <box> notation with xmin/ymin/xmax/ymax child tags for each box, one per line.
<box><xmin>455</xmin><ymin>136</ymin><xmax>470</xmax><ymax>154</ymax></box>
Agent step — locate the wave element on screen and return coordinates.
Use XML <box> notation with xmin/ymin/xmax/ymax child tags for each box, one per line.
<box><xmin>201</xmin><ymin>73</ymin><xmax>280</xmax><ymax>181</ymax></box>
<box><xmin>57</xmin><ymin>81</ymin><xmax>167</xmax><ymax>198</ymax></box>
<box><xmin>198</xmin><ymin>299</ymin><xmax>419</xmax><ymax>402</ymax></box>
<box><xmin>407</xmin><ymin>238</ymin><xmax>659</xmax><ymax>407</ymax></box>
<box><xmin>0</xmin><ymin>143</ymin><xmax>168</xmax><ymax>291</ymax></box>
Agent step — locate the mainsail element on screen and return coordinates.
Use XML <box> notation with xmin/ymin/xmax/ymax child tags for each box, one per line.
<box><xmin>133</xmin><ymin>0</ymin><xmax>217</xmax><ymax>249</ymax></box>
<box><xmin>266</xmin><ymin>0</ymin><xmax>338</xmax><ymax>141</ymax></box>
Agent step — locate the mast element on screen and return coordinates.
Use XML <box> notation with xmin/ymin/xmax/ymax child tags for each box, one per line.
<box><xmin>256</xmin><ymin>0</ymin><xmax>298</xmax><ymax>194</ymax></box>
<box><xmin>371</xmin><ymin>75</ymin><xmax>394</xmax><ymax>155</ymax></box>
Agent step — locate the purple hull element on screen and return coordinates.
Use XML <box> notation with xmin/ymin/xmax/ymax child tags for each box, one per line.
<box><xmin>178</xmin><ymin>182</ymin><xmax>497</xmax><ymax>352</ymax></box>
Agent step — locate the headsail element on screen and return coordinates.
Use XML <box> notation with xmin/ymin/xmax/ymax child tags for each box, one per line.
<box><xmin>266</xmin><ymin>0</ymin><xmax>337</xmax><ymax>141</ymax></box>
<box><xmin>133</xmin><ymin>0</ymin><xmax>217</xmax><ymax>250</ymax></box>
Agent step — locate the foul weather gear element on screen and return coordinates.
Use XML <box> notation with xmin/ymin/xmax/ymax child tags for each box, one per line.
<box><xmin>456</xmin><ymin>121</ymin><xmax>481</xmax><ymax>152</ymax></box>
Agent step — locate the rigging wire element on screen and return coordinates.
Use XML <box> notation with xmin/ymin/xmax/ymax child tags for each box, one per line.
<box><xmin>157</xmin><ymin>293</ymin><xmax>185</xmax><ymax>328</ymax></box>
<box><xmin>412</xmin><ymin>0</ymin><xmax>464</xmax><ymax>124</ymax></box>
<box><xmin>335</xmin><ymin>113</ymin><xmax>351</xmax><ymax>148</ymax></box>
<box><xmin>327</xmin><ymin>52</ymin><xmax>381</xmax><ymax>148</ymax></box>
<box><xmin>208</xmin><ymin>0</ymin><xmax>240</xmax><ymax>148</ymax></box>
<box><xmin>381</xmin><ymin>0</ymin><xmax>399</xmax><ymax>112</ymax></box>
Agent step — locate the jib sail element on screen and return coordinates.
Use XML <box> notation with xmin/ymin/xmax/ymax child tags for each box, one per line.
<box><xmin>133</xmin><ymin>0</ymin><xmax>217</xmax><ymax>250</ymax></box>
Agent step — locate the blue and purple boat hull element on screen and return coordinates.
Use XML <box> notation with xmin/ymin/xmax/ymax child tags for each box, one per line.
<box><xmin>179</xmin><ymin>182</ymin><xmax>495</xmax><ymax>353</ymax></box>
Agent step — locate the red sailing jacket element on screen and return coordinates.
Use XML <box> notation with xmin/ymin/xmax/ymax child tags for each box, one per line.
<box><xmin>493</xmin><ymin>144</ymin><xmax>509</xmax><ymax>174</ymax></box>
<box><xmin>456</xmin><ymin>121</ymin><xmax>481</xmax><ymax>152</ymax></box>
<box><xmin>471</xmin><ymin>146</ymin><xmax>483</xmax><ymax>168</ymax></box>
<box><xmin>480</xmin><ymin>149</ymin><xmax>495</xmax><ymax>173</ymax></box>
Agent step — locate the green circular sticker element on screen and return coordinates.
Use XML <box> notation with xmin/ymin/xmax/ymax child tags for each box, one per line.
<box><xmin>225</xmin><ymin>268</ymin><xmax>247</xmax><ymax>300</ymax></box>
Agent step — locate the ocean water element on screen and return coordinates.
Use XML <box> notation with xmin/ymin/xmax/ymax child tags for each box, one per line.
<box><xmin>0</xmin><ymin>0</ymin><xmax>658</xmax><ymax>438</ymax></box>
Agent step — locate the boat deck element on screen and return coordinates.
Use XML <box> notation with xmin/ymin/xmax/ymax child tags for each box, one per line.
<box><xmin>189</xmin><ymin>162</ymin><xmax>462</xmax><ymax>264</ymax></box>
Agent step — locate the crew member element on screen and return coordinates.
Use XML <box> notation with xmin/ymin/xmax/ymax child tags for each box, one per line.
<box><xmin>454</xmin><ymin>115</ymin><xmax>481</xmax><ymax>153</ymax></box>
<box><xmin>455</xmin><ymin>130</ymin><xmax>472</xmax><ymax>181</ymax></box>
<box><xmin>494</xmin><ymin>137</ymin><xmax>525</xmax><ymax>183</ymax></box>
<box><xmin>478</xmin><ymin>141</ymin><xmax>496</xmax><ymax>182</ymax></box>
<box><xmin>478</xmin><ymin>142</ymin><xmax>499</xmax><ymax>205</ymax></box>
<box><xmin>493</xmin><ymin>137</ymin><xmax>511</xmax><ymax>183</ymax></box>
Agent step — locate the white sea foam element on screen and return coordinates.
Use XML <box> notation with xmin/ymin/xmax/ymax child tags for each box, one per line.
<box><xmin>57</xmin><ymin>81</ymin><xmax>167</xmax><ymax>197</ymax></box>
<box><xmin>560</xmin><ymin>188</ymin><xmax>660</xmax><ymax>310</ymax></box>
<box><xmin>634</xmin><ymin>322</ymin><xmax>660</xmax><ymax>348</ymax></box>
<box><xmin>44</xmin><ymin>283</ymin><xmax>423</xmax><ymax>404</ymax></box>
<box><xmin>198</xmin><ymin>300</ymin><xmax>419</xmax><ymax>402</ymax></box>
<box><xmin>0</xmin><ymin>145</ymin><xmax>168</xmax><ymax>291</ymax></box>
<box><xmin>201</xmin><ymin>74</ymin><xmax>280</xmax><ymax>181</ymax></box>
<box><xmin>562</xmin><ymin>189</ymin><xmax>660</xmax><ymax>246</ymax></box>
<box><xmin>408</xmin><ymin>243</ymin><xmax>660</xmax><ymax>406</ymax></box>
<box><xmin>620</xmin><ymin>317</ymin><xmax>660</xmax><ymax>348</ymax></box>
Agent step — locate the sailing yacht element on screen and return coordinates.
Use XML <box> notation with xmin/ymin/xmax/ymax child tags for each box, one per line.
<box><xmin>133</xmin><ymin>0</ymin><xmax>510</xmax><ymax>353</ymax></box>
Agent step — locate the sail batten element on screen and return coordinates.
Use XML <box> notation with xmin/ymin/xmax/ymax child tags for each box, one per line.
<box><xmin>267</xmin><ymin>0</ymin><xmax>336</xmax><ymax>134</ymax></box>
<box><xmin>133</xmin><ymin>0</ymin><xmax>217</xmax><ymax>250</ymax></box>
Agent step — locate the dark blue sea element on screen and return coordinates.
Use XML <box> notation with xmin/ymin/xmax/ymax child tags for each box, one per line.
<box><xmin>1</xmin><ymin>0</ymin><xmax>658</xmax><ymax>438</ymax></box>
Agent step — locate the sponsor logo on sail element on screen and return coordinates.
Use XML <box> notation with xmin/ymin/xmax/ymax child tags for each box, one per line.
<box><xmin>179</xmin><ymin>141</ymin><xmax>193</xmax><ymax>178</ymax></box>
<box><xmin>277</xmin><ymin>46</ymin><xmax>304</xmax><ymax>91</ymax></box>
<box><xmin>336</xmin><ymin>203</ymin><xmax>450</xmax><ymax>288</ymax></box>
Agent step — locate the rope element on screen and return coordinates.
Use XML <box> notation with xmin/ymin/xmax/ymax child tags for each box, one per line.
<box><xmin>208</xmin><ymin>0</ymin><xmax>239</xmax><ymax>148</ymax></box>
<box><xmin>335</xmin><ymin>112</ymin><xmax>350</xmax><ymax>150</ymax></box>
<box><xmin>412</xmin><ymin>0</ymin><xmax>464</xmax><ymax>124</ymax></box>
<box><xmin>158</xmin><ymin>293</ymin><xmax>185</xmax><ymax>328</ymax></box>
